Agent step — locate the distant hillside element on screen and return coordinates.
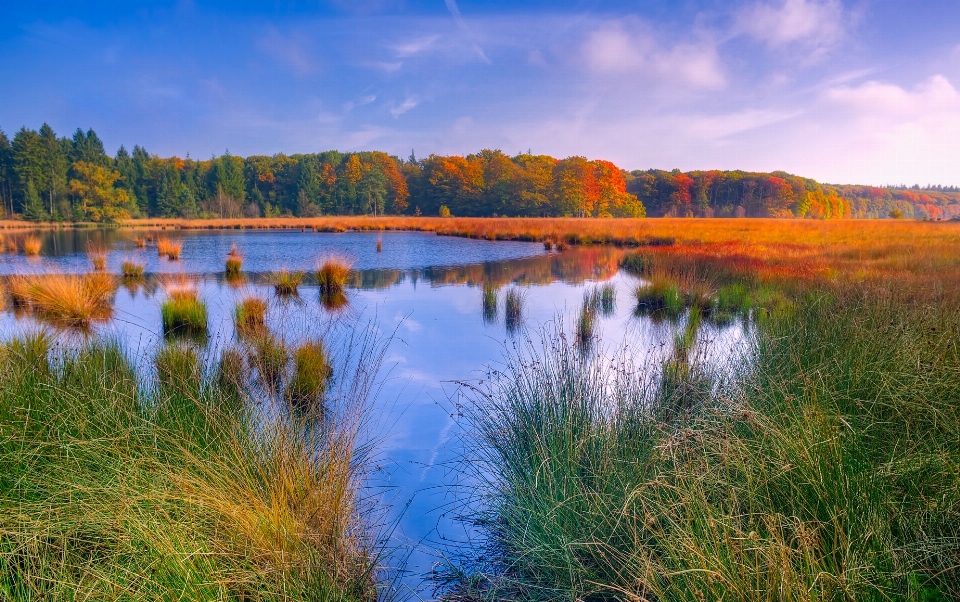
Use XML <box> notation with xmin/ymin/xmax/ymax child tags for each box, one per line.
<box><xmin>2</xmin><ymin>123</ymin><xmax>958</xmax><ymax>222</ymax></box>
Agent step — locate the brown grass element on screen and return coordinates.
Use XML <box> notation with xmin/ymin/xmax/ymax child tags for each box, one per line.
<box><xmin>156</xmin><ymin>237</ymin><xmax>182</xmax><ymax>260</ymax></box>
<box><xmin>317</xmin><ymin>258</ymin><xmax>352</xmax><ymax>294</ymax></box>
<box><xmin>235</xmin><ymin>295</ymin><xmax>268</xmax><ymax>333</ymax></box>
<box><xmin>6</xmin><ymin>273</ymin><xmax>117</xmax><ymax>326</ymax></box>
<box><xmin>87</xmin><ymin>242</ymin><xmax>107</xmax><ymax>271</ymax></box>
<box><xmin>22</xmin><ymin>235</ymin><xmax>42</xmax><ymax>256</ymax></box>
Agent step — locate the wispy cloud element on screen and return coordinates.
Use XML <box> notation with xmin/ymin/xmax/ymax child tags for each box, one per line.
<box><xmin>393</xmin><ymin>35</ymin><xmax>440</xmax><ymax>58</ymax></box>
<box><xmin>390</xmin><ymin>96</ymin><xmax>419</xmax><ymax>117</ymax></box>
<box><xmin>735</xmin><ymin>0</ymin><xmax>846</xmax><ymax>57</ymax></box>
<box><xmin>444</xmin><ymin>0</ymin><xmax>491</xmax><ymax>64</ymax></box>
<box><xmin>257</xmin><ymin>27</ymin><xmax>316</xmax><ymax>74</ymax></box>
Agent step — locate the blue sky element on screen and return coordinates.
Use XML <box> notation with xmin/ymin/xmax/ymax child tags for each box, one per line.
<box><xmin>2</xmin><ymin>0</ymin><xmax>959</xmax><ymax>185</ymax></box>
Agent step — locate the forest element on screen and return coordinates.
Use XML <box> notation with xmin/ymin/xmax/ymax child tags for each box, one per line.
<box><xmin>1</xmin><ymin>123</ymin><xmax>958</xmax><ymax>222</ymax></box>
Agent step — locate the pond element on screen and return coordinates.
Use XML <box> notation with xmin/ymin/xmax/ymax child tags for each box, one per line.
<box><xmin>0</xmin><ymin>228</ymin><xmax>749</xmax><ymax>597</ymax></box>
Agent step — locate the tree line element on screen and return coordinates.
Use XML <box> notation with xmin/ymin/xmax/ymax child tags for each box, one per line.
<box><xmin>1</xmin><ymin>123</ymin><xmax>957</xmax><ymax>222</ymax></box>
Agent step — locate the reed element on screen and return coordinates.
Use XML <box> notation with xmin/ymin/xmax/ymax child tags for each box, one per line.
<box><xmin>225</xmin><ymin>243</ymin><xmax>242</xmax><ymax>276</ymax></box>
<box><xmin>160</xmin><ymin>282</ymin><xmax>207</xmax><ymax>337</ymax></box>
<box><xmin>635</xmin><ymin>275</ymin><xmax>684</xmax><ymax>317</ymax></box>
<box><xmin>575</xmin><ymin>302</ymin><xmax>597</xmax><ymax>351</ymax></box>
<box><xmin>0</xmin><ymin>337</ymin><xmax>380</xmax><ymax>600</ymax></box>
<box><xmin>5</xmin><ymin>273</ymin><xmax>116</xmax><ymax>326</ymax></box>
<box><xmin>234</xmin><ymin>295</ymin><xmax>268</xmax><ymax>333</ymax></box>
<box><xmin>288</xmin><ymin>340</ymin><xmax>333</xmax><ymax>405</ymax></box>
<box><xmin>269</xmin><ymin>269</ymin><xmax>305</xmax><ymax>296</ymax></box>
<box><xmin>87</xmin><ymin>242</ymin><xmax>107</xmax><ymax>271</ymax></box>
<box><xmin>22</xmin><ymin>235</ymin><xmax>42</xmax><ymax>256</ymax></box>
<box><xmin>157</xmin><ymin>237</ymin><xmax>182</xmax><ymax>260</ymax></box>
<box><xmin>598</xmin><ymin>282</ymin><xmax>616</xmax><ymax>315</ymax></box>
<box><xmin>317</xmin><ymin>258</ymin><xmax>351</xmax><ymax>294</ymax></box>
<box><xmin>121</xmin><ymin>260</ymin><xmax>145</xmax><ymax>280</ymax></box>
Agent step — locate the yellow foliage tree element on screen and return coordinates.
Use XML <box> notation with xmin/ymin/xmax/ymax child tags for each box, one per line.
<box><xmin>68</xmin><ymin>161</ymin><xmax>131</xmax><ymax>222</ymax></box>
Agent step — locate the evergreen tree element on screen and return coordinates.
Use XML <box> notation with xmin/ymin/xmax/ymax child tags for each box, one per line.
<box><xmin>156</xmin><ymin>167</ymin><xmax>183</xmax><ymax>217</ymax></box>
<box><xmin>12</xmin><ymin>127</ymin><xmax>45</xmax><ymax>213</ymax></box>
<box><xmin>209</xmin><ymin>152</ymin><xmax>245</xmax><ymax>201</ymax></box>
<box><xmin>38</xmin><ymin>123</ymin><xmax>68</xmax><ymax>218</ymax></box>
<box><xmin>295</xmin><ymin>156</ymin><xmax>321</xmax><ymax>216</ymax></box>
<box><xmin>131</xmin><ymin>145</ymin><xmax>151</xmax><ymax>215</ymax></box>
<box><xmin>21</xmin><ymin>179</ymin><xmax>47</xmax><ymax>222</ymax></box>
<box><xmin>177</xmin><ymin>185</ymin><xmax>198</xmax><ymax>218</ymax></box>
<box><xmin>0</xmin><ymin>129</ymin><xmax>13</xmax><ymax>217</ymax></box>
<box><xmin>71</xmin><ymin>128</ymin><xmax>110</xmax><ymax>167</ymax></box>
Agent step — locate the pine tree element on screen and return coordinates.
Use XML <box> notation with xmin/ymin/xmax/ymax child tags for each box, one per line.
<box><xmin>21</xmin><ymin>179</ymin><xmax>47</xmax><ymax>222</ymax></box>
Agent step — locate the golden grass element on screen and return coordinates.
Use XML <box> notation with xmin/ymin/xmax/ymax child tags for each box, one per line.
<box><xmin>121</xmin><ymin>260</ymin><xmax>145</xmax><ymax>279</ymax></box>
<box><xmin>6</xmin><ymin>273</ymin><xmax>117</xmax><ymax>326</ymax></box>
<box><xmin>157</xmin><ymin>237</ymin><xmax>182</xmax><ymax>260</ymax></box>
<box><xmin>226</xmin><ymin>243</ymin><xmax>243</xmax><ymax>276</ymax></box>
<box><xmin>22</xmin><ymin>235</ymin><xmax>42</xmax><ymax>256</ymax></box>
<box><xmin>235</xmin><ymin>295</ymin><xmax>268</xmax><ymax>333</ymax></box>
<box><xmin>269</xmin><ymin>269</ymin><xmax>304</xmax><ymax>296</ymax></box>
<box><xmin>317</xmin><ymin>258</ymin><xmax>352</xmax><ymax>294</ymax></box>
<box><xmin>87</xmin><ymin>242</ymin><xmax>107</xmax><ymax>271</ymax></box>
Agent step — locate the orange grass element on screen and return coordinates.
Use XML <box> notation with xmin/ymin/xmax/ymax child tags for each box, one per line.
<box><xmin>6</xmin><ymin>273</ymin><xmax>116</xmax><ymax>326</ymax></box>
<box><xmin>87</xmin><ymin>242</ymin><xmax>107</xmax><ymax>271</ymax></box>
<box><xmin>156</xmin><ymin>237</ymin><xmax>182</xmax><ymax>260</ymax></box>
<box><xmin>22</xmin><ymin>235</ymin><xmax>42</xmax><ymax>256</ymax></box>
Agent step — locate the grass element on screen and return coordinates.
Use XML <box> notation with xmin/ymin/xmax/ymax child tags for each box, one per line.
<box><xmin>249</xmin><ymin>333</ymin><xmax>288</xmax><ymax>387</ymax></box>
<box><xmin>0</xmin><ymin>336</ymin><xmax>379</xmax><ymax>600</ymax></box>
<box><xmin>269</xmin><ymin>269</ymin><xmax>305</xmax><ymax>296</ymax></box>
<box><xmin>503</xmin><ymin>288</ymin><xmax>525</xmax><ymax>333</ymax></box>
<box><xmin>317</xmin><ymin>258</ymin><xmax>352</xmax><ymax>294</ymax></box>
<box><xmin>288</xmin><ymin>340</ymin><xmax>333</xmax><ymax>406</ymax></box>
<box><xmin>160</xmin><ymin>282</ymin><xmax>207</xmax><ymax>337</ymax></box>
<box><xmin>634</xmin><ymin>274</ymin><xmax>685</xmax><ymax>318</ymax></box>
<box><xmin>5</xmin><ymin>273</ymin><xmax>116</xmax><ymax>327</ymax></box>
<box><xmin>444</xmin><ymin>267</ymin><xmax>960</xmax><ymax>601</ymax></box>
<box><xmin>376</xmin><ymin>238</ymin><xmax>383</xmax><ymax>253</ymax></box>
<box><xmin>235</xmin><ymin>295</ymin><xmax>268</xmax><ymax>333</ymax></box>
<box><xmin>120</xmin><ymin>260</ymin><xmax>145</xmax><ymax>280</ymax></box>
<box><xmin>156</xmin><ymin>237</ymin><xmax>182</xmax><ymax>260</ymax></box>
<box><xmin>21</xmin><ymin>236</ymin><xmax>41</xmax><ymax>256</ymax></box>
<box><xmin>226</xmin><ymin>243</ymin><xmax>242</xmax><ymax>276</ymax></box>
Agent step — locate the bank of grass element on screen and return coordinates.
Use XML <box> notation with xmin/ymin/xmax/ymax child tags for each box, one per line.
<box><xmin>446</xmin><ymin>274</ymin><xmax>960</xmax><ymax>600</ymax></box>
<box><xmin>0</xmin><ymin>336</ymin><xmax>379</xmax><ymax>600</ymax></box>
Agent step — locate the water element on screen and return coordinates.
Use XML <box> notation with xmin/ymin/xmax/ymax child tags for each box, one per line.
<box><xmin>0</xmin><ymin>229</ymin><xmax>749</xmax><ymax>598</ymax></box>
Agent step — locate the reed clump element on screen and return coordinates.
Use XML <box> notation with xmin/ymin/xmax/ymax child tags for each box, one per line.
<box><xmin>234</xmin><ymin>295</ymin><xmax>268</xmax><ymax>333</ymax></box>
<box><xmin>87</xmin><ymin>242</ymin><xmax>107</xmax><ymax>271</ymax></box>
<box><xmin>269</xmin><ymin>269</ymin><xmax>304</xmax><ymax>296</ymax></box>
<box><xmin>161</xmin><ymin>281</ymin><xmax>207</xmax><ymax>337</ymax></box>
<box><xmin>5</xmin><ymin>273</ymin><xmax>116</xmax><ymax>327</ymax></box>
<box><xmin>317</xmin><ymin>258</ymin><xmax>351</xmax><ymax>295</ymax></box>
<box><xmin>446</xmin><ymin>280</ymin><xmax>960</xmax><ymax>601</ymax></box>
<box><xmin>482</xmin><ymin>282</ymin><xmax>499</xmax><ymax>324</ymax></box>
<box><xmin>157</xmin><ymin>237</ymin><xmax>182</xmax><ymax>260</ymax></box>
<box><xmin>121</xmin><ymin>260</ymin><xmax>145</xmax><ymax>280</ymax></box>
<box><xmin>225</xmin><ymin>243</ymin><xmax>242</xmax><ymax>276</ymax></box>
<box><xmin>288</xmin><ymin>340</ymin><xmax>333</xmax><ymax>406</ymax></box>
<box><xmin>0</xmin><ymin>337</ymin><xmax>380</xmax><ymax>600</ymax></box>
<box><xmin>22</xmin><ymin>235</ymin><xmax>42</xmax><ymax>256</ymax></box>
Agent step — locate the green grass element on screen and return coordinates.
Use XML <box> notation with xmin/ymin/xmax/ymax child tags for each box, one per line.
<box><xmin>234</xmin><ymin>295</ymin><xmax>268</xmax><ymax>333</ymax></box>
<box><xmin>503</xmin><ymin>288</ymin><xmax>525</xmax><ymax>333</ymax></box>
<box><xmin>121</xmin><ymin>260</ymin><xmax>145</xmax><ymax>279</ymax></box>
<box><xmin>269</xmin><ymin>269</ymin><xmax>304</xmax><ymax>296</ymax></box>
<box><xmin>482</xmin><ymin>283</ymin><xmax>498</xmax><ymax>324</ymax></box>
<box><xmin>446</xmin><ymin>281</ymin><xmax>960</xmax><ymax>601</ymax></box>
<box><xmin>0</xmin><ymin>337</ymin><xmax>379</xmax><ymax>601</ymax></box>
<box><xmin>249</xmin><ymin>333</ymin><xmax>288</xmax><ymax>388</ymax></box>
<box><xmin>634</xmin><ymin>275</ymin><xmax>684</xmax><ymax>318</ymax></box>
<box><xmin>161</xmin><ymin>293</ymin><xmax>208</xmax><ymax>338</ymax></box>
<box><xmin>288</xmin><ymin>340</ymin><xmax>333</xmax><ymax>406</ymax></box>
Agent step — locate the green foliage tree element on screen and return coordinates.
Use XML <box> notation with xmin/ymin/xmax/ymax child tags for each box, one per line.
<box><xmin>0</xmin><ymin>129</ymin><xmax>14</xmax><ymax>217</ymax></box>
<box><xmin>21</xmin><ymin>179</ymin><xmax>47</xmax><ymax>222</ymax></box>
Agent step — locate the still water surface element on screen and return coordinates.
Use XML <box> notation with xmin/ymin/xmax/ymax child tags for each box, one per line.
<box><xmin>0</xmin><ymin>229</ymin><xmax>748</xmax><ymax>597</ymax></box>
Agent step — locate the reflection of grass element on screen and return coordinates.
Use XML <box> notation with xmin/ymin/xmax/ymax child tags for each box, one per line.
<box><xmin>504</xmin><ymin>288</ymin><xmax>525</xmax><ymax>333</ymax></box>
<box><xmin>0</xmin><ymin>336</ymin><xmax>378</xmax><ymax>599</ymax></box>
<box><xmin>6</xmin><ymin>273</ymin><xmax>116</xmax><ymax>327</ymax></box>
<box><xmin>269</xmin><ymin>269</ymin><xmax>304</xmax><ymax>296</ymax></box>
<box><xmin>482</xmin><ymin>282</ymin><xmax>499</xmax><ymax>323</ymax></box>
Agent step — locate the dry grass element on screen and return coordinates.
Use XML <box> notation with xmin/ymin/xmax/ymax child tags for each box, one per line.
<box><xmin>269</xmin><ymin>269</ymin><xmax>305</xmax><ymax>296</ymax></box>
<box><xmin>87</xmin><ymin>242</ymin><xmax>107</xmax><ymax>271</ymax></box>
<box><xmin>121</xmin><ymin>260</ymin><xmax>145</xmax><ymax>280</ymax></box>
<box><xmin>5</xmin><ymin>273</ymin><xmax>117</xmax><ymax>326</ymax></box>
<box><xmin>317</xmin><ymin>258</ymin><xmax>352</xmax><ymax>294</ymax></box>
<box><xmin>235</xmin><ymin>295</ymin><xmax>268</xmax><ymax>333</ymax></box>
<box><xmin>22</xmin><ymin>235</ymin><xmax>42</xmax><ymax>256</ymax></box>
<box><xmin>226</xmin><ymin>243</ymin><xmax>242</xmax><ymax>276</ymax></box>
<box><xmin>157</xmin><ymin>237</ymin><xmax>182</xmax><ymax>260</ymax></box>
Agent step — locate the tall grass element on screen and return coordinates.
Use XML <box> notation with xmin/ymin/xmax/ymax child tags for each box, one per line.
<box><xmin>21</xmin><ymin>235</ymin><xmax>42</xmax><ymax>256</ymax></box>
<box><xmin>5</xmin><ymin>273</ymin><xmax>116</xmax><ymax>327</ymax></box>
<box><xmin>235</xmin><ymin>295</ymin><xmax>268</xmax><ymax>333</ymax></box>
<box><xmin>444</xmin><ymin>282</ymin><xmax>960</xmax><ymax>601</ymax></box>
<box><xmin>317</xmin><ymin>258</ymin><xmax>351</xmax><ymax>294</ymax></box>
<box><xmin>289</xmin><ymin>340</ymin><xmax>333</xmax><ymax>406</ymax></box>
<box><xmin>161</xmin><ymin>281</ymin><xmax>207</xmax><ymax>338</ymax></box>
<box><xmin>269</xmin><ymin>269</ymin><xmax>305</xmax><ymax>296</ymax></box>
<box><xmin>0</xmin><ymin>336</ymin><xmax>382</xmax><ymax>600</ymax></box>
<box><xmin>226</xmin><ymin>243</ymin><xmax>242</xmax><ymax>276</ymax></box>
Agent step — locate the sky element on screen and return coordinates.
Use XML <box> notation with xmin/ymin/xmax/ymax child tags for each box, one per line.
<box><xmin>1</xmin><ymin>0</ymin><xmax>959</xmax><ymax>186</ymax></box>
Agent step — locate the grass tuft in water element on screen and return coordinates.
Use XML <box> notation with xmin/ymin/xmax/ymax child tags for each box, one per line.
<box><xmin>225</xmin><ymin>243</ymin><xmax>243</xmax><ymax>276</ymax></box>
<box><xmin>482</xmin><ymin>282</ymin><xmax>499</xmax><ymax>324</ymax></box>
<box><xmin>317</xmin><ymin>259</ymin><xmax>351</xmax><ymax>295</ymax></box>
<box><xmin>5</xmin><ymin>273</ymin><xmax>116</xmax><ymax>327</ymax></box>
<box><xmin>269</xmin><ymin>269</ymin><xmax>304</xmax><ymax>296</ymax></box>
<box><xmin>121</xmin><ymin>260</ymin><xmax>145</xmax><ymax>280</ymax></box>
<box><xmin>161</xmin><ymin>286</ymin><xmax>207</xmax><ymax>338</ymax></box>
<box><xmin>503</xmin><ymin>288</ymin><xmax>525</xmax><ymax>333</ymax></box>
<box><xmin>21</xmin><ymin>235</ymin><xmax>42</xmax><ymax>256</ymax></box>
<box><xmin>635</xmin><ymin>275</ymin><xmax>684</xmax><ymax>318</ymax></box>
<box><xmin>288</xmin><ymin>340</ymin><xmax>333</xmax><ymax>406</ymax></box>
<box><xmin>234</xmin><ymin>295</ymin><xmax>268</xmax><ymax>333</ymax></box>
